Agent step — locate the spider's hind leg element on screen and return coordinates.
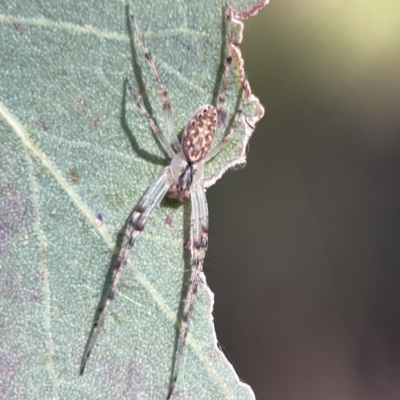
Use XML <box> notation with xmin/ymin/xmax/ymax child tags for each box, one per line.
<box><xmin>167</xmin><ymin>183</ymin><xmax>209</xmax><ymax>399</ymax></box>
<box><xmin>80</xmin><ymin>167</ymin><xmax>173</xmax><ymax>375</ymax></box>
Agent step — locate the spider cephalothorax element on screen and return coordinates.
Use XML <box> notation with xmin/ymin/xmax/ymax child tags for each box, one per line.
<box><xmin>81</xmin><ymin>4</ymin><xmax>248</xmax><ymax>399</ymax></box>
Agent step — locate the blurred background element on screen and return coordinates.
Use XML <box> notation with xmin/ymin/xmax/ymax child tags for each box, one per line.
<box><xmin>206</xmin><ymin>1</ymin><xmax>400</xmax><ymax>399</ymax></box>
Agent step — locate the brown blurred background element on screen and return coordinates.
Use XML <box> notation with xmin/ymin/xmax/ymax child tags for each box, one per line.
<box><xmin>206</xmin><ymin>1</ymin><xmax>400</xmax><ymax>399</ymax></box>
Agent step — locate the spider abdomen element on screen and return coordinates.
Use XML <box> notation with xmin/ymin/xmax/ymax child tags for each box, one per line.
<box><xmin>182</xmin><ymin>105</ymin><xmax>217</xmax><ymax>163</ymax></box>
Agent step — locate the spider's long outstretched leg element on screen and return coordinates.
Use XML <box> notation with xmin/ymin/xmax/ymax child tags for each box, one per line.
<box><xmin>126</xmin><ymin>78</ymin><xmax>175</xmax><ymax>158</ymax></box>
<box><xmin>128</xmin><ymin>7</ymin><xmax>181</xmax><ymax>154</ymax></box>
<box><xmin>80</xmin><ymin>167</ymin><xmax>173</xmax><ymax>374</ymax></box>
<box><xmin>167</xmin><ymin>183</ymin><xmax>208</xmax><ymax>399</ymax></box>
<box><xmin>216</xmin><ymin>4</ymin><xmax>234</xmax><ymax>125</ymax></box>
<box><xmin>204</xmin><ymin>79</ymin><xmax>247</xmax><ymax>162</ymax></box>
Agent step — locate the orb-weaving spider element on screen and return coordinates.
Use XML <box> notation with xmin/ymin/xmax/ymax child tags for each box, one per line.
<box><xmin>80</xmin><ymin>3</ymin><xmax>251</xmax><ymax>398</ymax></box>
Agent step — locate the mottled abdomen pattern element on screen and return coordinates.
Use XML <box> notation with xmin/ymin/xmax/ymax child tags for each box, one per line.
<box><xmin>181</xmin><ymin>105</ymin><xmax>217</xmax><ymax>163</ymax></box>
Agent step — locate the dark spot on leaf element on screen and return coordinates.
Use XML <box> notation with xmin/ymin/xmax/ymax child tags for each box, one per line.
<box><xmin>95</xmin><ymin>213</ymin><xmax>103</xmax><ymax>226</ymax></box>
<box><xmin>218</xmin><ymin>110</ymin><xmax>227</xmax><ymax>128</ymax></box>
<box><xmin>39</xmin><ymin>119</ymin><xmax>52</xmax><ymax>132</ymax></box>
<box><xmin>139</xmin><ymin>85</ymin><xmax>146</xmax><ymax>95</ymax></box>
<box><xmin>29</xmin><ymin>291</ymin><xmax>39</xmax><ymax>302</ymax></box>
<box><xmin>70</xmin><ymin>168</ymin><xmax>79</xmax><ymax>183</ymax></box>
<box><xmin>41</xmin><ymin>245</ymin><xmax>46</xmax><ymax>264</ymax></box>
<box><xmin>0</xmin><ymin>184</ymin><xmax>31</xmax><ymax>255</ymax></box>
<box><xmin>165</xmin><ymin>215</ymin><xmax>174</xmax><ymax>228</ymax></box>
<box><xmin>13</xmin><ymin>23</ymin><xmax>23</xmax><ymax>35</ymax></box>
<box><xmin>89</xmin><ymin>117</ymin><xmax>99</xmax><ymax>129</ymax></box>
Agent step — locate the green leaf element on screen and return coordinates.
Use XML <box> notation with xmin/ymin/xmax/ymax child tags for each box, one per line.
<box><xmin>0</xmin><ymin>1</ymin><xmax>264</xmax><ymax>399</ymax></box>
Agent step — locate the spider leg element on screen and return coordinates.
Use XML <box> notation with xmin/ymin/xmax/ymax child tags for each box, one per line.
<box><xmin>216</xmin><ymin>4</ymin><xmax>234</xmax><ymax>125</ymax></box>
<box><xmin>204</xmin><ymin>79</ymin><xmax>247</xmax><ymax>162</ymax></box>
<box><xmin>129</xmin><ymin>7</ymin><xmax>182</xmax><ymax>154</ymax></box>
<box><xmin>167</xmin><ymin>183</ymin><xmax>208</xmax><ymax>399</ymax></box>
<box><xmin>80</xmin><ymin>167</ymin><xmax>173</xmax><ymax>374</ymax></box>
<box><xmin>126</xmin><ymin>78</ymin><xmax>175</xmax><ymax>158</ymax></box>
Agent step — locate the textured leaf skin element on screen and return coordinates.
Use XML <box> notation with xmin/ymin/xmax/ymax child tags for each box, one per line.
<box><xmin>0</xmin><ymin>1</ymin><xmax>265</xmax><ymax>399</ymax></box>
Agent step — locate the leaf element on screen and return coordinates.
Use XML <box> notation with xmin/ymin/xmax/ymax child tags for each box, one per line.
<box><xmin>0</xmin><ymin>1</ymin><xmax>265</xmax><ymax>399</ymax></box>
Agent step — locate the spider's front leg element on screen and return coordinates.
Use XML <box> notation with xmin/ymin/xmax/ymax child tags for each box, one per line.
<box><xmin>80</xmin><ymin>167</ymin><xmax>173</xmax><ymax>374</ymax></box>
<box><xmin>167</xmin><ymin>183</ymin><xmax>209</xmax><ymax>399</ymax></box>
<box><xmin>128</xmin><ymin>6</ymin><xmax>181</xmax><ymax>154</ymax></box>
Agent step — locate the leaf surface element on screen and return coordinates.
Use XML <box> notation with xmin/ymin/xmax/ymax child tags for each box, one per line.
<box><xmin>0</xmin><ymin>1</ymin><xmax>265</xmax><ymax>398</ymax></box>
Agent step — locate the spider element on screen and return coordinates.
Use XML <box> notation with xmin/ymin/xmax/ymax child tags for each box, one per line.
<box><xmin>80</xmin><ymin>3</ymin><xmax>248</xmax><ymax>398</ymax></box>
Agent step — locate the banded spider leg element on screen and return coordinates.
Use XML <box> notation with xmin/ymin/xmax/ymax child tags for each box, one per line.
<box><xmin>80</xmin><ymin>3</ymin><xmax>247</xmax><ymax>398</ymax></box>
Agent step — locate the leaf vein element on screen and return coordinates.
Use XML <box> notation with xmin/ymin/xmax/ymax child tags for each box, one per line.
<box><xmin>0</xmin><ymin>101</ymin><xmax>228</xmax><ymax>395</ymax></box>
